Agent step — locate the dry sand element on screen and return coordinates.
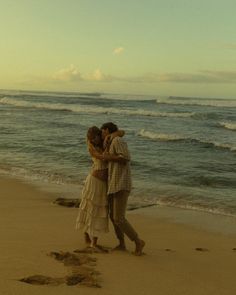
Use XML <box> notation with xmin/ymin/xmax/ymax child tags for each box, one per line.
<box><xmin>1</xmin><ymin>175</ymin><xmax>236</xmax><ymax>295</ymax></box>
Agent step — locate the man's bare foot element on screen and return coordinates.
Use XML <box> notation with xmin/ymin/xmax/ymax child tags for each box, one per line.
<box><xmin>112</xmin><ymin>244</ymin><xmax>127</xmax><ymax>251</ymax></box>
<box><xmin>134</xmin><ymin>239</ymin><xmax>145</xmax><ymax>256</ymax></box>
<box><xmin>84</xmin><ymin>233</ymin><xmax>91</xmax><ymax>245</ymax></box>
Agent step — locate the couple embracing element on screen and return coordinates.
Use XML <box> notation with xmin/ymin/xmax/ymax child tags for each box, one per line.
<box><xmin>76</xmin><ymin>122</ymin><xmax>145</xmax><ymax>256</ymax></box>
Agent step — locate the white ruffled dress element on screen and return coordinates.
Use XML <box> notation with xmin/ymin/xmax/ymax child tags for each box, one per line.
<box><xmin>76</xmin><ymin>157</ymin><xmax>109</xmax><ymax>238</ymax></box>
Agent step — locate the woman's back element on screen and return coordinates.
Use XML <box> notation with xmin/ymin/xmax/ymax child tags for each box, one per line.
<box><xmin>92</xmin><ymin>157</ymin><xmax>107</xmax><ymax>171</ymax></box>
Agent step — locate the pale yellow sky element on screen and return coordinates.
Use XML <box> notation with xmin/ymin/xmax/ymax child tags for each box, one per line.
<box><xmin>0</xmin><ymin>0</ymin><xmax>236</xmax><ymax>98</ymax></box>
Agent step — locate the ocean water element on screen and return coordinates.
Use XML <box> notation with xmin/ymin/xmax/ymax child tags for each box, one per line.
<box><xmin>0</xmin><ymin>90</ymin><xmax>236</xmax><ymax>216</ymax></box>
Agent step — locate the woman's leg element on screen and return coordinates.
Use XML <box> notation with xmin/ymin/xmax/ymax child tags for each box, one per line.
<box><xmin>91</xmin><ymin>237</ymin><xmax>98</xmax><ymax>247</ymax></box>
<box><xmin>84</xmin><ymin>232</ymin><xmax>91</xmax><ymax>245</ymax></box>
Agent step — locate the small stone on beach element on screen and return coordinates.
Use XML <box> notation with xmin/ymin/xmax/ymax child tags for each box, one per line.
<box><xmin>53</xmin><ymin>197</ymin><xmax>80</xmax><ymax>208</ymax></box>
<box><xmin>195</xmin><ymin>247</ymin><xmax>209</xmax><ymax>252</ymax></box>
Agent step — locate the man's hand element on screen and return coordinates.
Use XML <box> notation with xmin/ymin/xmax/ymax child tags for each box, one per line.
<box><xmin>117</xmin><ymin>154</ymin><xmax>128</xmax><ymax>164</ymax></box>
<box><xmin>103</xmin><ymin>134</ymin><xmax>112</xmax><ymax>149</ymax></box>
<box><xmin>102</xmin><ymin>152</ymin><xmax>127</xmax><ymax>164</ymax></box>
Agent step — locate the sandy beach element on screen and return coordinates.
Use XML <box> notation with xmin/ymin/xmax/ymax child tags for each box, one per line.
<box><xmin>1</xmin><ymin>175</ymin><xmax>236</xmax><ymax>295</ymax></box>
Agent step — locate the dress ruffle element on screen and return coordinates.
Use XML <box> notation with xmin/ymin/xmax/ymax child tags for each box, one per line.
<box><xmin>76</xmin><ymin>173</ymin><xmax>109</xmax><ymax>237</ymax></box>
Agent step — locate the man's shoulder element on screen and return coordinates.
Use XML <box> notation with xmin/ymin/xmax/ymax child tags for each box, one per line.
<box><xmin>111</xmin><ymin>136</ymin><xmax>126</xmax><ymax>145</ymax></box>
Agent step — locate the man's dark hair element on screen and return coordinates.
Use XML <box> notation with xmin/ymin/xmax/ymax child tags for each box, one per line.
<box><xmin>101</xmin><ymin>122</ymin><xmax>118</xmax><ymax>133</ymax></box>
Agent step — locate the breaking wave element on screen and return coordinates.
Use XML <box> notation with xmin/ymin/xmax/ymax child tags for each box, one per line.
<box><xmin>156</xmin><ymin>96</ymin><xmax>236</xmax><ymax>108</ymax></box>
<box><xmin>0</xmin><ymin>90</ymin><xmax>101</xmax><ymax>99</ymax></box>
<box><xmin>138</xmin><ymin>129</ymin><xmax>187</xmax><ymax>141</ymax></box>
<box><xmin>219</xmin><ymin>122</ymin><xmax>236</xmax><ymax>131</ymax></box>
<box><xmin>0</xmin><ymin>97</ymin><xmax>194</xmax><ymax>118</ymax></box>
<box><xmin>138</xmin><ymin>129</ymin><xmax>236</xmax><ymax>152</ymax></box>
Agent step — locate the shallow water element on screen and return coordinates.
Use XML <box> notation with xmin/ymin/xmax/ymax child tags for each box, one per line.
<box><xmin>0</xmin><ymin>90</ymin><xmax>236</xmax><ymax>216</ymax></box>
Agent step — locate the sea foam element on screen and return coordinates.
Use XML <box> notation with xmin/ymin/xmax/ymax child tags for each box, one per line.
<box><xmin>0</xmin><ymin>97</ymin><xmax>194</xmax><ymax>118</ymax></box>
<box><xmin>219</xmin><ymin>122</ymin><xmax>236</xmax><ymax>131</ymax></box>
<box><xmin>138</xmin><ymin>129</ymin><xmax>236</xmax><ymax>151</ymax></box>
<box><xmin>156</xmin><ymin>96</ymin><xmax>236</xmax><ymax>108</ymax></box>
<box><xmin>138</xmin><ymin>129</ymin><xmax>187</xmax><ymax>141</ymax></box>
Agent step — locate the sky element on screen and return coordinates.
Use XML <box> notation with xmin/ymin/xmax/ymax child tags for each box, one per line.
<box><xmin>0</xmin><ymin>0</ymin><xmax>236</xmax><ymax>98</ymax></box>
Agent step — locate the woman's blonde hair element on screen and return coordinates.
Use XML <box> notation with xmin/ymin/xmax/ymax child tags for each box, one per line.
<box><xmin>87</xmin><ymin>126</ymin><xmax>102</xmax><ymax>148</ymax></box>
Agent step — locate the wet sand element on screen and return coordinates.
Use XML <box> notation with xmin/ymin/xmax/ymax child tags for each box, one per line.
<box><xmin>1</xmin><ymin>175</ymin><xmax>236</xmax><ymax>295</ymax></box>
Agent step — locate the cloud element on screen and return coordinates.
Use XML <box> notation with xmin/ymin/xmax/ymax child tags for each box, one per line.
<box><xmin>52</xmin><ymin>65</ymin><xmax>236</xmax><ymax>85</ymax></box>
<box><xmin>86</xmin><ymin>69</ymin><xmax>104</xmax><ymax>81</ymax></box>
<box><xmin>92</xmin><ymin>69</ymin><xmax>104</xmax><ymax>81</ymax></box>
<box><xmin>193</xmin><ymin>71</ymin><xmax>236</xmax><ymax>83</ymax></box>
<box><xmin>52</xmin><ymin>64</ymin><xmax>83</xmax><ymax>81</ymax></box>
<box><xmin>113</xmin><ymin>47</ymin><xmax>124</xmax><ymax>55</ymax></box>
<box><xmin>53</xmin><ymin>66</ymin><xmax>114</xmax><ymax>83</ymax></box>
<box><xmin>120</xmin><ymin>71</ymin><xmax>236</xmax><ymax>84</ymax></box>
<box><xmin>84</xmin><ymin>68</ymin><xmax>114</xmax><ymax>82</ymax></box>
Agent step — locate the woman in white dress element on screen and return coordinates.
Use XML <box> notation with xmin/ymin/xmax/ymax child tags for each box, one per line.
<box><xmin>76</xmin><ymin>126</ymin><xmax>124</xmax><ymax>250</ymax></box>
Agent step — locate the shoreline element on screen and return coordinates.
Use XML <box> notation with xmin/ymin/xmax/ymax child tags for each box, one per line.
<box><xmin>1</xmin><ymin>174</ymin><xmax>236</xmax><ymax>294</ymax></box>
<box><xmin>131</xmin><ymin>205</ymin><xmax>236</xmax><ymax>237</ymax></box>
<box><xmin>1</xmin><ymin>168</ymin><xmax>236</xmax><ymax>236</ymax></box>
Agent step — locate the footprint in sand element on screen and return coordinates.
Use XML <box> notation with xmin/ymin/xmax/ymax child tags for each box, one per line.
<box><xmin>20</xmin><ymin>275</ymin><xmax>64</xmax><ymax>286</ymax></box>
<box><xmin>20</xmin><ymin>274</ymin><xmax>89</xmax><ymax>286</ymax></box>
<box><xmin>50</xmin><ymin>251</ymin><xmax>97</xmax><ymax>266</ymax></box>
<box><xmin>19</xmin><ymin>251</ymin><xmax>101</xmax><ymax>288</ymax></box>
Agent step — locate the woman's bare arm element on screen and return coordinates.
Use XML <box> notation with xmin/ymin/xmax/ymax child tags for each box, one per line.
<box><xmin>88</xmin><ymin>142</ymin><xmax>127</xmax><ymax>163</ymax></box>
<box><xmin>88</xmin><ymin>143</ymin><xmax>103</xmax><ymax>160</ymax></box>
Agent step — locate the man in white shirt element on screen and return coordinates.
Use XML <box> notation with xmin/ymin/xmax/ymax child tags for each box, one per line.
<box><xmin>101</xmin><ymin>122</ymin><xmax>145</xmax><ymax>256</ymax></box>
